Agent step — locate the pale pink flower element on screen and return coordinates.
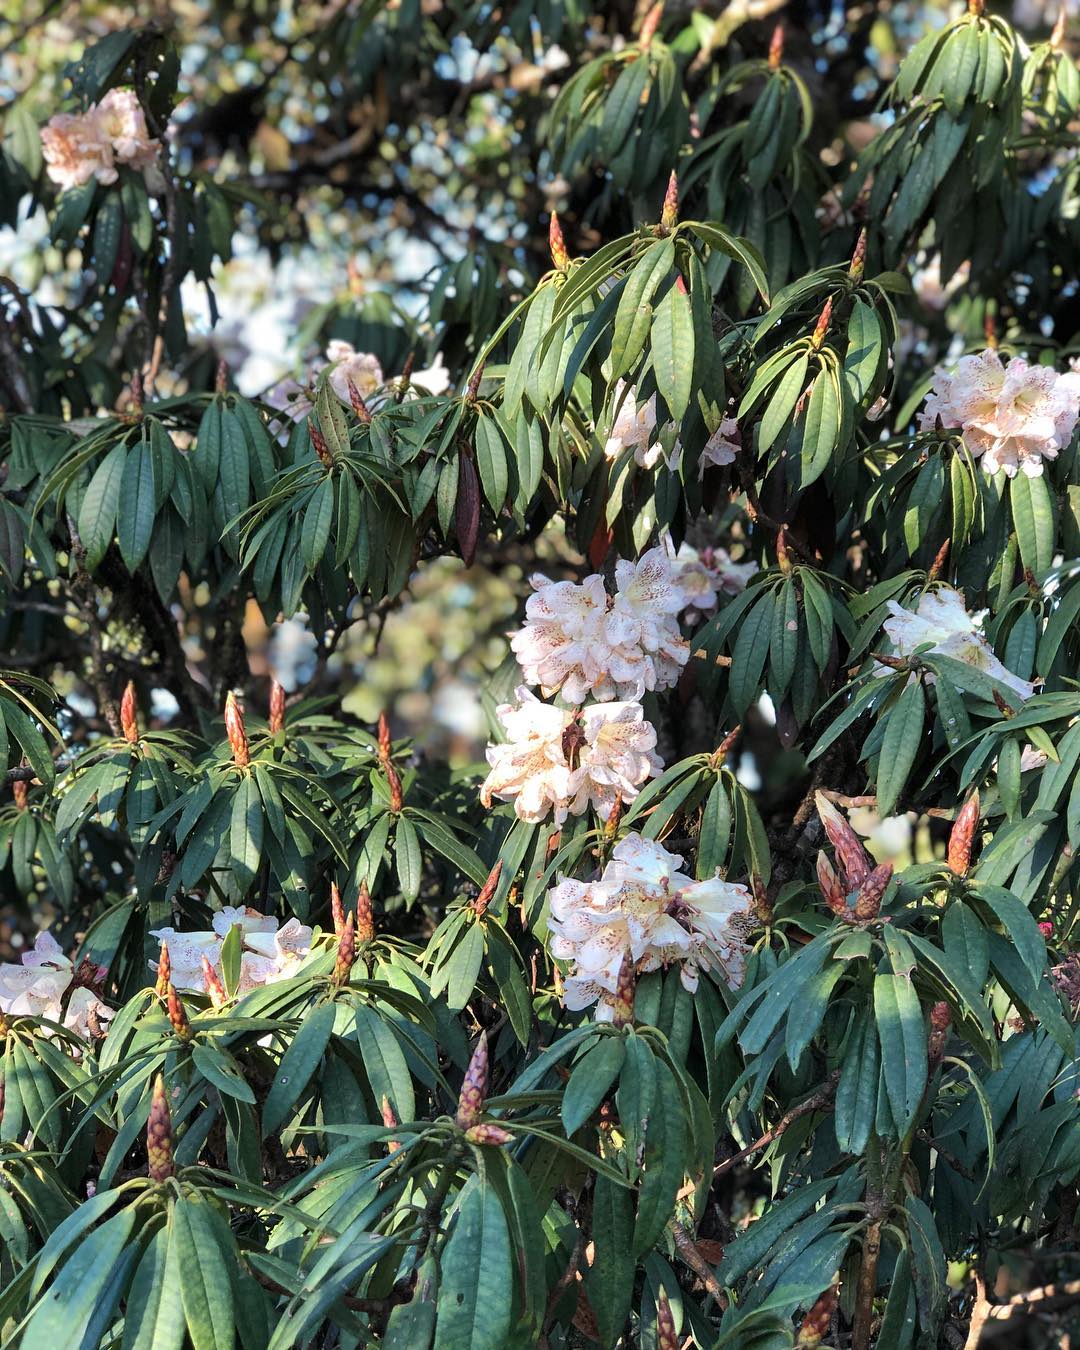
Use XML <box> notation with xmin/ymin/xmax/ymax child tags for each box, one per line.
<box><xmin>919</xmin><ymin>348</ymin><xmax>1080</xmax><ymax>478</ymax></box>
<box><xmin>697</xmin><ymin>415</ymin><xmax>741</xmax><ymax>476</ymax></box>
<box><xmin>674</xmin><ymin>542</ymin><xmax>758</xmax><ymax>617</ymax></box>
<box><xmin>881</xmin><ymin>585</ymin><xmax>1036</xmax><ymax>702</ymax></box>
<box><xmin>326</xmin><ymin>340</ymin><xmax>383</xmax><ymax>405</ymax></box>
<box><xmin>41</xmin><ymin>111</ymin><xmax>115</xmax><ymax>190</ymax></box>
<box><xmin>94</xmin><ymin>88</ymin><xmax>158</xmax><ymax>172</ymax></box>
<box><xmin>244</xmin><ymin>918</ymin><xmax>314</xmax><ymax>983</ymax></box>
<box><xmin>911</xmin><ymin>256</ymin><xmax>969</xmax><ymax>312</ymax></box>
<box><xmin>0</xmin><ymin>931</ymin><xmax>112</xmax><ymax>1039</ymax></box>
<box><xmin>150</xmin><ymin>912</ymin><xmax>313</xmax><ymax>993</ymax></box>
<box><xmin>480</xmin><ymin>688</ymin><xmax>575</xmax><ymax>823</ymax></box>
<box><xmin>569</xmin><ymin>702</ymin><xmax>662</xmax><ymax>817</ymax></box>
<box><xmin>604</xmin><ymin>380</ymin><xmax>664</xmax><ymax>467</ymax></box>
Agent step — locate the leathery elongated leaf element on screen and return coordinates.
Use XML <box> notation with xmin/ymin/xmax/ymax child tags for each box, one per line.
<box><xmin>434</xmin><ymin>1174</ymin><xmax>512</xmax><ymax>1350</ymax></box>
<box><xmin>874</xmin><ymin>973</ymin><xmax>928</xmax><ymax>1133</ymax></box>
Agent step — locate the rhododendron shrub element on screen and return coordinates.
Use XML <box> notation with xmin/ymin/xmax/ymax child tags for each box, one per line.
<box><xmin>1</xmin><ymin>6</ymin><xmax>1080</xmax><ymax>1349</ymax></box>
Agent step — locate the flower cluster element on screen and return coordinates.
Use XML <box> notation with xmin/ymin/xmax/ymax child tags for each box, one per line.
<box><xmin>548</xmin><ymin>834</ymin><xmax>753</xmax><ymax>1019</ymax></box>
<box><xmin>481</xmin><ymin>688</ymin><xmax>661</xmax><ymax>823</ymax></box>
<box><xmin>879</xmin><ymin>585</ymin><xmax>1036</xmax><ymax>702</ymax></box>
<box><xmin>150</xmin><ymin>906</ymin><xmax>313</xmax><ymax>994</ymax></box>
<box><xmin>0</xmin><ymin>932</ymin><xmax>112</xmax><ymax>1039</ymax></box>
<box><xmin>602</xmin><ymin>381</ymin><xmax>741</xmax><ymax>479</ymax></box>
<box><xmin>674</xmin><ymin>542</ymin><xmax>758</xmax><ymax>616</ymax></box>
<box><xmin>919</xmin><ymin>348</ymin><xmax>1080</xmax><ymax>478</ymax></box>
<box><xmin>41</xmin><ymin>89</ymin><xmax>160</xmax><ymax>192</ymax></box>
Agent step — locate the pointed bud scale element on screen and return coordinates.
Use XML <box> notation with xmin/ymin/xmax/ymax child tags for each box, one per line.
<box><xmin>331</xmin><ymin>881</ymin><xmax>346</xmax><ymax>935</ymax></box>
<box><xmin>927</xmin><ymin>537</ymin><xmax>950</xmax><ymax>582</ymax></box>
<box><xmin>549</xmin><ymin>211</ymin><xmax>570</xmax><ymax>269</ymax></box>
<box><xmin>796</xmin><ymin>1285</ymin><xmax>838</xmax><ymax>1346</ymax></box>
<box><xmin>147</xmin><ymin>1072</ymin><xmax>176</xmax><ymax>1182</ymax></box>
<box><xmin>639</xmin><ymin>1</ymin><xmax>664</xmax><ymax>49</ymax></box>
<box><xmin>776</xmin><ymin>524</ymin><xmax>794</xmax><ymax>574</ymax></box>
<box><xmin>968</xmin><ymin>0</ymin><xmax>985</xmax><ymax>14</ymax></box>
<box><xmin>611</xmin><ymin>953</ymin><xmax>636</xmax><ymax>1028</ymax></box>
<box><xmin>400</xmin><ymin>350</ymin><xmax>415</xmax><ymax>386</ymax></box>
<box><xmin>269</xmin><ymin>678</ymin><xmax>286</xmax><ymax>735</ymax></box>
<box><xmin>356</xmin><ymin>879</ymin><xmax>375</xmax><ymax>943</ymax></box>
<box><xmin>155</xmin><ymin>941</ymin><xmax>172</xmax><ymax>999</ymax></box>
<box><xmin>810</xmin><ymin>296</ymin><xmax>833</xmax><ymax>350</ymax></box>
<box><xmin>225</xmin><ymin>691</ymin><xmax>250</xmax><ymax>767</ymax></box>
<box><xmin>473</xmin><ymin>860</ymin><xmax>503</xmax><ymax>918</ymax></box>
<box><xmin>387</xmin><ymin>761</ymin><xmax>404</xmax><ymax>813</ymax></box>
<box><xmin>12</xmin><ymin>778</ymin><xmax>27</xmax><ymax>811</ymax></box>
<box><xmin>381</xmin><ymin>1095</ymin><xmax>401</xmax><ymax>1153</ymax></box>
<box><xmin>309</xmin><ymin>420</ymin><xmax>334</xmax><ymax>465</ymax></box>
<box><xmin>983</xmin><ymin>310</ymin><xmax>997</xmax><ymax>349</ymax></box>
<box><xmin>378</xmin><ymin>711</ymin><xmax>392</xmax><ymax>765</ymax></box>
<box><xmin>120</xmin><ymin>681</ymin><xmax>139</xmax><ymax>743</ymax></box>
<box><xmin>992</xmin><ymin>690</ymin><xmax>1016</xmax><ymax>718</ymax></box>
<box><xmin>332</xmin><ymin>913</ymin><xmax>356</xmax><ymax>987</ymax></box>
<box><xmin>873</xmin><ymin>651</ymin><xmax>909</xmax><ymax>671</ymax></box>
<box><xmin>660</xmin><ymin>170</ymin><xmax>678</xmax><ymax>233</ymax></box>
<box><xmin>1051</xmin><ymin>8</ymin><xmax>1067</xmax><ymax>48</ymax></box>
<box><xmin>814</xmin><ymin>792</ymin><xmax>872</xmax><ymax>889</ymax></box>
<box><xmin>816</xmin><ymin>851</ymin><xmax>848</xmax><ymax>916</ymax></box>
<box><xmin>768</xmin><ymin>23</ymin><xmax>784</xmax><ymax>70</ymax></box>
<box><xmin>947</xmin><ymin>790</ymin><xmax>980</xmax><ymax>875</ymax></box>
<box><xmin>201</xmin><ymin>955</ymin><xmax>227</xmax><ymax>1007</ymax></box>
<box><xmin>853</xmin><ymin>861</ymin><xmax>893</xmax><ymax>922</ymax></box>
<box><xmin>751</xmin><ymin>872</ymin><xmax>773</xmax><ymax>924</ymax></box>
<box><xmin>711</xmin><ymin>724</ymin><xmax>742</xmax><ymax>769</ymax></box>
<box><xmin>129</xmin><ymin>371</ymin><xmax>144</xmax><ymax>417</ymax></box>
<box><xmin>928</xmin><ymin>1000</ymin><xmax>951</xmax><ymax>1067</ymax></box>
<box><xmin>346</xmin><ymin>377</ymin><xmax>373</xmax><ymax>424</ymax></box>
<box><xmin>465</xmin><ymin>1121</ymin><xmax>514</xmax><ymax>1146</ymax></box>
<box><xmin>656</xmin><ymin>1288</ymin><xmax>678</xmax><ymax>1350</ymax></box>
<box><xmin>215</xmin><ymin>359</ymin><xmax>228</xmax><ymax>395</ymax></box>
<box><xmin>166</xmin><ymin>982</ymin><xmax>192</xmax><ymax>1042</ymax></box>
<box><xmin>455</xmin><ymin>1031</ymin><xmax>489</xmax><ymax>1129</ymax></box>
<box><xmin>849</xmin><ymin>227</ymin><xmax>867</xmax><ymax>282</ymax></box>
<box><xmin>604</xmin><ymin>794</ymin><xmax>623</xmax><ymax>840</ymax></box>
<box><xmin>466</xmin><ymin>362</ymin><xmax>485</xmax><ymax>402</ymax></box>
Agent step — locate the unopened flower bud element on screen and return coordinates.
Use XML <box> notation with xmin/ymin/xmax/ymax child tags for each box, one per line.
<box><xmin>166</xmin><ymin>982</ymin><xmax>192</xmax><ymax>1042</ymax></box>
<box><xmin>12</xmin><ymin>778</ymin><xmax>27</xmax><ymax>811</ymax></box>
<box><xmin>225</xmin><ymin>691</ymin><xmax>250</xmax><ymax>767</ymax></box>
<box><xmin>1039</xmin><ymin>920</ymin><xmax>1053</xmax><ymax>938</ymax></box>
<box><xmin>155</xmin><ymin>941</ymin><xmax>172</xmax><ymax>998</ymax></box>
<box><xmin>332</xmin><ymin>913</ymin><xmax>356</xmax><ymax>986</ymax></box>
<box><xmin>639</xmin><ymin>0</ymin><xmax>664</xmax><ymax>48</ymax></box>
<box><xmin>604</xmin><ymin>795</ymin><xmax>623</xmax><ymax>840</ymax></box>
<box><xmin>768</xmin><ymin>22</ymin><xmax>784</xmax><ymax>70</ymax></box>
<box><xmin>466</xmin><ymin>362</ymin><xmax>485</xmax><ymax>402</ymax></box>
<box><xmin>815</xmin><ymin>792</ymin><xmax>872</xmax><ymax>888</ymax></box>
<box><xmin>309</xmin><ymin>421</ymin><xmax>334</xmax><ymax>466</ymax></box>
<box><xmin>330</xmin><ymin>880</ymin><xmax>346</xmax><ymax>935</ymax></box>
<box><xmin>147</xmin><ymin>1073</ymin><xmax>175</xmax><ymax>1181</ymax></box>
<box><xmin>992</xmin><ymin>690</ymin><xmax>1016</xmax><ymax>718</ymax></box>
<box><xmin>356</xmin><ymin>879</ymin><xmax>375</xmax><ymax>942</ymax></box>
<box><xmin>656</xmin><ymin>1288</ymin><xmax>678</xmax><ymax>1350</ymax></box>
<box><xmin>776</xmin><ymin>524</ymin><xmax>794</xmax><ymax>573</ymax></box>
<box><xmin>810</xmin><ymin>296</ymin><xmax>833</xmax><ymax>350</ymax></box>
<box><xmin>0</xmin><ymin>1008</ymin><xmax>9</xmax><ymax>1039</ymax></box>
<box><xmin>947</xmin><ymin>790</ymin><xmax>980</xmax><ymax>876</ymax></box>
<box><xmin>796</xmin><ymin>1284</ymin><xmax>838</xmax><ymax>1346</ymax></box>
<box><xmin>377</xmin><ymin>711</ymin><xmax>392</xmax><ymax>764</ymax></box>
<box><xmin>928</xmin><ymin>1000</ymin><xmax>951</xmax><ymax>1067</ymax></box>
<box><xmin>121</xmin><ymin>681</ymin><xmax>139</xmax><ymax>743</ymax></box>
<box><xmin>398</xmin><ymin>351</ymin><xmax>415</xmax><ymax>401</ymax></box>
<box><xmin>346</xmin><ymin>378</ymin><xmax>372</xmax><ymax>424</ymax></box>
<box><xmin>129</xmin><ymin>372</ymin><xmax>144</xmax><ymax>417</ymax></box>
<box><xmin>983</xmin><ymin>310</ymin><xmax>997</xmax><ymax>349</ymax></box>
<box><xmin>709</xmin><ymin>724</ymin><xmax>741</xmax><ymax>770</ymax></box>
<box><xmin>201</xmin><ymin>955</ymin><xmax>227</xmax><ymax>1007</ymax></box>
<box><xmin>473</xmin><ymin>860</ymin><xmax>503</xmax><ymax>918</ymax></box>
<box><xmin>849</xmin><ymin>227</ymin><xmax>867</xmax><ymax>282</ymax></box>
<box><xmin>381</xmin><ymin>1095</ymin><xmax>401</xmax><ymax>1153</ymax></box>
<box><xmin>751</xmin><ymin>872</ymin><xmax>773</xmax><ymax>924</ymax></box>
<box><xmin>816</xmin><ymin>851</ymin><xmax>848</xmax><ymax>916</ymax></box>
<box><xmin>269</xmin><ymin>678</ymin><xmax>286</xmax><ymax>735</ymax></box>
<box><xmin>853</xmin><ymin>861</ymin><xmax>893</xmax><ymax>922</ymax></box>
<box><xmin>659</xmin><ymin>170</ymin><xmax>678</xmax><ymax>233</ymax></box>
<box><xmin>927</xmin><ymin>537</ymin><xmax>950</xmax><ymax>582</ymax></box>
<box><xmin>455</xmin><ymin>1031</ymin><xmax>489</xmax><ymax>1129</ymax></box>
<box><xmin>968</xmin><ymin>0</ymin><xmax>985</xmax><ymax>16</ymax></box>
<box><xmin>465</xmin><ymin>1121</ymin><xmax>514</xmax><ymax>1146</ymax></box>
<box><xmin>611</xmin><ymin>953</ymin><xmax>636</xmax><ymax>1028</ymax></box>
<box><xmin>549</xmin><ymin>212</ymin><xmax>569</xmax><ymax>269</ymax></box>
<box><xmin>215</xmin><ymin>359</ymin><xmax>228</xmax><ymax>395</ymax></box>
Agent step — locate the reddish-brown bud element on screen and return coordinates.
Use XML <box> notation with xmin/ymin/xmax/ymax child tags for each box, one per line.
<box><xmin>166</xmin><ymin>982</ymin><xmax>192</xmax><ymax>1042</ymax></box>
<box><xmin>473</xmin><ymin>860</ymin><xmax>503</xmax><ymax>918</ymax></box>
<box><xmin>776</xmin><ymin>524</ymin><xmax>794</xmax><ymax>574</ymax></box>
<box><xmin>12</xmin><ymin>778</ymin><xmax>27</xmax><ymax>811</ymax></box>
<box><xmin>768</xmin><ymin>23</ymin><xmax>784</xmax><ymax>70</ymax></box>
<box><xmin>751</xmin><ymin>872</ymin><xmax>774</xmax><ymax>924</ymax></box>
<box><xmin>155</xmin><ymin>940</ymin><xmax>172</xmax><ymax>999</ymax></box>
<box><xmin>120</xmin><ymin>681</ymin><xmax>139</xmax><ymax>743</ymax></box>
<box><xmin>604</xmin><ymin>794</ymin><xmax>624</xmax><ymax>840</ymax></box>
<box><xmin>816</xmin><ymin>851</ymin><xmax>848</xmax><ymax>916</ymax></box>
<box><xmin>639</xmin><ymin>0</ymin><xmax>664</xmax><ymax>48</ymax></box>
<box><xmin>386</xmin><ymin>760</ymin><xmax>404</xmax><ymax>812</ymax></box>
<box><xmin>656</xmin><ymin>1288</ymin><xmax>678</xmax><ymax>1350</ymax></box>
<box><xmin>796</xmin><ymin>1285</ymin><xmax>838</xmax><ymax>1346</ymax></box>
<box><xmin>346</xmin><ymin>378</ymin><xmax>373</xmax><ymax>424</ymax></box>
<box><xmin>0</xmin><ymin>1008</ymin><xmax>10</xmax><ymax>1039</ymax></box>
<box><xmin>356</xmin><ymin>879</ymin><xmax>375</xmax><ymax>943</ymax></box>
<box><xmin>377</xmin><ymin>711</ymin><xmax>392</xmax><ymax>765</ymax></box>
<box><xmin>549</xmin><ymin>211</ymin><xmax>569</xmax><ymax>269</ymax></box>
<box><xmin>660</xmin><ymin>170</ymin><xmax>678</xmax><ymax>233</ymax></box>
<box><xmin>849</xmin><ymin>227</ymin><xmax>867</xmax><ymax>282</ymax></box>
<box><xmin>927</xmin><ymin>537</ymin><xmax>950</xmax><ymax>582</ymax></box>
<box><xmin>710</xmin><ymin>724</ymin><xmax>742</xmax><ymax>770</ymax></box>
<box><xmin>465</xmin><ymin>1121</ymin><xmax>514</xmax><ymax>1146</ymax></box>
<box><xmin>147</xmin><ymin>1073</ymin><xmax>175</xmax><ymax>1182</ymax></box>
<box><xmin>201</xmin><ymin>955</ymin><xmax>227</xmax><ymax>1007</ymax></box>
<box><xmin>455</xmin><ymin>1031</ymin><xmax>489</xmax><ymax>1129</ymax></box>
<box><xmin>466</xmin><ymin>362</ymin><xmax>485</xmax><ymax>402</ymax></box>
<box><xmin>129</xmin><ymin>371</ymin><xmax>144</xmax><ymax>417</ymax></box>
<box><xmin>309</xmin><ymin>420</ymin><xmax>334</xmax><ymax>466</ymax></box>
<box><xmin>215</xmin><ymin>359</ymin><xmax>228</xmax><ymax>395</ymax></box>
<box><xmin>611</xmin><ymin>953</ymin><xmax>636</xmax><ymax>1029</ymax></box>
<box><xmin>330</xmin><ymin>880</ymin><xmax>346</xmax><ymax>936</ymax></box>
<box><xmin>947</xmin><ymin>790</ymin><xmax>980</xmax><ymax>876</ymax></box>
<box><xmin>332</xmin><ymin>913</ymin><xmax>356</xmax><ymax>986</ymax></box>
<box><xmin>853</xmin><ymin>861</ymin><xmax>893</xmax><ymax>922</ymax></box>
<box><xmin>968</xmin><ymin>0</ymin><xmax>985</xmax><ymax>16</ymax></box>
<box><xmin>810</xmin><ymin>296</ymin><xmax>833</xmax><ymax>350</ymax></box>
<box><xmin>983</xmin><ymin>310</ymin><xmax>997</xmax><ymax>349</ymax></box>
<box><xmin>381</xmin><ymin>1095</ymin><xmax>401</xmax><ymax>1153</ymax></box>
<box><xmin>992</xmin><ymin>690</ymin><xmax>1016</xmax><ymax>718</ymax></box>
<box><xmin>815</xmin><ymin>792</ymin><xmax>872</xmax><ymax>889</ymax></box>
<box><xmin>225</xmin><ymin>691</ymin><xmax>250</xmax><ymax>767</ymax></box>
<box><xmin>928</xmin><ymin>1000</ymin><xmax>951</xmax><ymax>1067</ymax></box>
<box><xmin>269</xmin><ymin>678</ymin><xmax>286</xmax><ymax>736</ymax></box>
<box><xmin>873</xmin><ymin>651</ymin><xmax>910</xmax><ymax>671</ymax></box>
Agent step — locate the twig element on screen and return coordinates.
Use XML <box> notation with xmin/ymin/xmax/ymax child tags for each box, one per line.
<box><xmin>540</xmin><ymin>1229</ymin><xmax>585</xmax><ymax>1337</ymax></box>
<box><xmin>66</xmin><ymin>514</ymin><xmax>121</xmax><ymax>735</ymax></box>
<box><xmin>250</xmin><ymin>1265</ymin><xmax>410</xmax><ymax>1317</ymax></box>
<box><xmin>713</xmin><ymin>1072</ymin><xmax>839</xmax><ymax>1178</ymax></box>
<box><xmin>916</xmin><ymin>1130</ymin><xmax>975</xmax><ymax>1181</ymax></box>
<box><xmin>670</xmin><ymin>1221</ymin><xmax>728</xmax><ymax>1309</ymax></box>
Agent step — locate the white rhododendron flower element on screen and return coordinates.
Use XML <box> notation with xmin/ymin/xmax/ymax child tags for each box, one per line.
<box><xmin>675</xmin><ymin>542</ymin><xmax>759</xmax><ymax>616</ymax></box>
<box><xmin>697</xmin><ymin>414</ymin><xmax>741</xmax><ymax>476</ymax></box>
<box><xmin>480</xmin><ymin>688</ymin><xmax>659</xmax><ymax>823</ymax></box>
<box><xmin>918</xmin><ymin>348</ymin><xmax>1080</xmax><ymax>478</ymax></box>
<box><xmin>150</xmin><ymin>911</ymin><xmax>313</xmax><ymax>993</ymax></box>
<box><xmin>326</xmin><ymin>340</ymin><xmax>384</xmax><ymax>405</ymax></box>
<box><xmin>880</xmin><ymin>585</ymin><xmax>1036</xmax><ymax>702</ymax></box>
<box><xmin>548</xmin><ymin>833</ymin><xmax>752</xmax><ymax>1020</ymax></box>
<box><xmin>94</xmin><ymin>89</ymin><xmax>159</xmax><ymax>172</ymax></box>
<box><xmin>511</xmin><ymin>550</ymin><xmax>690</xmax><ymax>703</ymax></box>
<box><xmin>41</xmin><ymin>89</ymin><xmax>161</xmax><ymax>191</ymax></box>
<box><xmin>911</xmin><ymin>256</ymin><xmax>969</xmax><ymax>312</ymax></box>
<box><xmin>603</xmin><ymin>381</ymin><xmax>676</xmax><ymax>469</ymax></box>
<box><xmin>0</xmin><ymin>931</ymin><xmax>112</xmax><ymax>1038</ymax></box>
<box><xmin>411</xmin><ymin>353</ymin><xmax>451</xmax><ymax>395</ymax></box>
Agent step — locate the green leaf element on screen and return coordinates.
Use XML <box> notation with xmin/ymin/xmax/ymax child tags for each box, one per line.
<box><xmin>562</xmin><ymin>1037</ymin><xmax>626</xmax><ymax>1136</ymax></box>
<box><xmin>651</xmin><ymin>280</ymin><xmax>694</xmax><ymax>420</ymax></box>
<box><xmin>759</xmin><ymin>352</ymin><xmax>810</xmax><ymax>454</ymax></box>
<box><xmin>354</xmin><ymin>1002</ymin><xmax>416</xmax><ymax>1123</ymax></box>
<box><xmin>875</xmin><ymin>678</ymin><xmax>925</xmax><ymax>817</ymax></box>
<box><xmin>474</xmin><ymin>414</ymin><xmax>509</xmax><ymax>514</ymax></box>
<box><xmin>77</xmin><ymin>442</ymin><xmax>127</xmax><ymax>571</ymax></box>
<box><xmin>301</xmin><ymin>476</ymin><xmax>334</xmax><ymax>572</ymax></box>
<box><xmin>172</xmin><ymin>1196</ymin><xmax>236</xmax><ymax>1350</ymax></box>
<box><xmin>435</xmin><ymin>1175</ymin><xmax>512</xmax><ymax>1350</ymax></box>
<box><xmin>1010</xmin><ymin>471</ymin><xmax>1055</xmax><ymax>576</ymax></box>
<box><xmin>874</xmin><ymin>973</ymin><xmax>928</xmax><ymax>1133</ymax></box>
<box><xmin>609</xmin><ymin>238</ymin><xmax>675</xmax><ymax>379</ymax></box>
<box><xmin>262</xmin><ymin>999</ymin><xmax>336</xmax><ymax>1134</ymax></box>
<box><xmin>117</xmin><ymin>440</ymin><xmax>157</xmax><ymax>571</ymax></box>
<box><xmin>229</xmin><ymin>774</ymin><xmax>263</xmax><ymax>894</ymax></box>
<box><xmin>587</xmin><ymin>1172</ymin><xmax>635</xmax><ymax>1349</ymax></box>
<box><xmin>122</xmin><ymin>1224</ymin><xmax>185</xmax><ymax>1350</ymax></box>
<box><xmin>22</xmin><ymin>1208</ymin><xmax>138</xmax><ymax>1350</ymax></box>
